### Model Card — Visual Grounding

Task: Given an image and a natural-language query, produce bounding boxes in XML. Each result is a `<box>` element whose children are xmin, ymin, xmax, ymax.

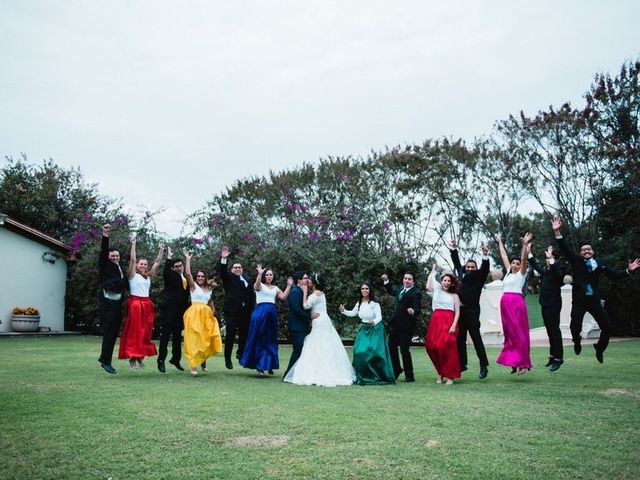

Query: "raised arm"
<box><xmin>149</xmin><ymin>243</ymin><xmax>164</xmax><ymax>277</ymax></box>
<box><xmin>254</xmin><ymin>264</ymin><xmax>264</xmax><ymax>291</ymax></box>
<box><xmin>479</xmin><ymin>244</ymin><xmax>490</xmax><ymax>282</ymax></box>
<box><xmin>217</xmin><ymin>247</ymin><xmax>232</xmax><ymax>283</ymax></box>
<box><xmin>528</xmin><ymin>243</ymin><xmax>544</xmax><ymax>276</ymax></box>
<box><xmin>520</xmin><ymin>233</ymin><xmax>532</xmax><ymax>275</ymax></box>
<box><xmin>277</xmin><ymin>276</ymin><xmax>293</xmax><ymax>301</ymax></box>
<box><xmin>184</xmin><ymin>251</ymin><xmax>195</xmax><ymax>290</ymax></box>
<box><xmin>426</xmin><ymin>264</ymin><xmax>438</xmax><ymax>293</ymax></box>
<box><xmin>128</xmin><ymin>238</ymin><xmax>137</xmax><ymax>279</ymax></box>
<box><xmin>495</xmin><ymin>234</ymin><xmax>510</xmax><ymax>270</ymax></box>
<box><xmin>449</xmin><ymin>239</ymin><xmax>463</xmax><ymax>276</ymax></box>
<box><xmin>99</xmin><ymin>224</ymin><xmax>111</xmax><ymax>279</ymax></box>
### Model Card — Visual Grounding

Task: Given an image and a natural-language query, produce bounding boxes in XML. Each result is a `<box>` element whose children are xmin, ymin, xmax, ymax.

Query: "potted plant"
<box><xmin>11</xmin><ymin>306</ymin><xmax>41</xmax><ymax>332</ymax></box>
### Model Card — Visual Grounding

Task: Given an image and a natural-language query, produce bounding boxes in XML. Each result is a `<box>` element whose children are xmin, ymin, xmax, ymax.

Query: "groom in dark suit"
<box><xmin>284</xmin><ymin>272</ymin><xmax>311</xmax><ymax>377</ymax></box>
<box><xmin>97</xmin><ymin>223</ymin><xmax>128</xmax><ymax>374</ymax></box>
<box><xmin>218</xmin><ymin>247</ymin><xmax>255</xmax><ymax>369</ymax></box>
<box><xmin>157</xmin><ymin>246</ymin><xmax>190</xmax><ymax>373</ymax></box>
<box><xmin>450</xmin><ymin>239</ymin><xmax>490</xmax><ymax>379</ymax></box>
<box><xmin>552</xmin><ymin>217</ymin><xmax>640</xmax><ymax>363</ymax></box>
<box><xmin>382</xmin><ymin>272</ymin><xmax>422</xmax><ymax>382</ymax></box>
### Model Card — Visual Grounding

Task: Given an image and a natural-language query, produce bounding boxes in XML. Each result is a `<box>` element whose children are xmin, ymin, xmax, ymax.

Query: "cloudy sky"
<box><xmin>1</xmin><ymin>1</ymin><xmax>638</xmax><ymax>237</ymax></box>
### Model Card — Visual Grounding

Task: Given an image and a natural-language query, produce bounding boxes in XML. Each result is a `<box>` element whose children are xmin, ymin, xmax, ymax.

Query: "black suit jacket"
<box><xmin>384</xmin><ymin>283</ymin><xmax>421</xmax><ymax>334</ymax></box>
<box><xmin>528</xmin><ymin>255</ymin><xmax>564</xmax><ymax>308</ymax></box>
<box><xmin>555</xmin><ymin>236</ymin><xmax>629</xmax><ymax>303</ymax></box>
<box><xmin>217</xmin><ymin>260</ymin><xmax>255</xmax><ymax>315</ymax></box>
<box><xmin>98</xmin><ymin>236</ymin><xmax>127</xmax><ymax>294</ymax></box>
<box><xmin>162</xmin><ymin>259</ymin><xmax>190</xmax><ymax>309</ymax></box>
<box><xmin>287</xmin><ymin>285</ymin><xmax>311</xmax><ymax>333</ymax></box>
<box><xmin>451</xmin><ymin>249</ymin><xmax>489</xmax><ymax>309</ymax></box>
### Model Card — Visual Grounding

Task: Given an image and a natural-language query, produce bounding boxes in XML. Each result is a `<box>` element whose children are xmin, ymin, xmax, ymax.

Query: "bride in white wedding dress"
<box><xmin>283</xmin><ymin>274</ymin><xmax>355</xmax><ymax>387</ymax></box>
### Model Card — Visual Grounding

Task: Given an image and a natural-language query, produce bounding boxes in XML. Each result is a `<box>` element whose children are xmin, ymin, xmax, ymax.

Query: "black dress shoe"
<box><xmin>101</xmin><ymin>363</ymin><xmax>117</xmax><ymax>374</ymax></box>
<box><xmin>594</xmin><ymin>345</ymin><xmax>604</xmax><ymax>363</ymax></box>
<box><xmin>461</xmin><ymin>365</ymin><xmax>468</xmax><ymax>372</ymax></box>
<box><xmin>549</xmin><ymin>360</ymin><xmax>564</xmax><ymax>372</ymax></box>
<box><xmin>169</xmin><ymin>358</ymin><xmax>184</xmax><ymax>371</ymax></box>
<box><xmin>510</xmin><ymin>367</ymin><xmax>517</xmax><ymax>374</ymax></box>
<box><xmin>479</xmin><ymin>367</ymin><xmax>488</xmax><ymax>379</ymax></box>
<box><xmin>544</xmin><ymin>357</ymin><xmax>553</xmax><ymax>367</ymax></box>
<box><xmin>395</xmin><ymin>368</ymin><xmax>404</xmax><ymax>380</ymax></box>
<box><xmin>225</xmin><ymin>358</ymin><xmax>233</xmax><ymax>370</ymax></box>
<box><xmin>574</xmin><ymin>342</ymin><xmax>582</xmax><ymax>355</ymax></box>
<box><xmin>157</xmin><ymin>361</ymin><xmax>166</xmax><ymax>373</ymax></box>
<box><xmin>403</xmin><ymin>376</ymin><xmax>415</xmax><ymax>383</ymax></box>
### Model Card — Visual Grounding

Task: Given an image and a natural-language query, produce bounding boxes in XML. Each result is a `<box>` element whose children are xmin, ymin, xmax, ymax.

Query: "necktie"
<box><xmin>399</xmin><ymin>288</ymin><xmax>406</xmax><ymax>300</ymax></box>
<box><xmin>585</xmin><ymin>259</ymin><xmax>594</xmax><ymax>295</ymax></box>
<box><xmin>181</xmin><ymin>276</ymin><xmax>187</xmax><ymax>289</ymax></box>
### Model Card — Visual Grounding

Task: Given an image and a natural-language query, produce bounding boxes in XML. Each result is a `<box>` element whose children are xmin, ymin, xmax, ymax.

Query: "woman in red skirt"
<box><xmin>425</xmin><ymin>265</ymin><xmax>461</xmax><ymax>385</ymax></box>
<box><xmin>118</xmin><ymin>237</ymin><xmax>164</xmax><ymax>371</ymax></box>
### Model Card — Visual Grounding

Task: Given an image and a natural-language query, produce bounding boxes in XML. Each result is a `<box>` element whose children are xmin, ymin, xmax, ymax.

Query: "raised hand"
<box><xmin>628</xmin><ymin>258</ymin><xmax>640</xmax><ymax>272</ymax></box>
<box><xmin>338</xmin><ymin>304</ymin><xmax>345</xmax><ymax>312</ymax></box>
<box><xmin>522</xmin><ymin>232</ymin><xmax>533</xmax><ymax>245</ymax></box>
<box><xmin>220</xmin><ymin>247</ymin><xmax>230</xmax><ymax>259</ymax></box>
<box><xmin>381</xmin><ymin>273</ymin><xmax>389</xmax><ymax>282</ymax></box>
<box><xmin>256</xmin><ymin>264</ymin><xmax>265</xmax><ymax>275</ymax></box>
<box><xmin>166</xmin><ymin>246</ymin><xmax>173</xmax><ymax>259</ymax></box>
<box><xmin>450</xmin><ymin>238</ymin><xmax>458</xmax><ymax>249</ymax></box>
<box><xmin>102</xmin><ymin>224</ymin><xmax>111</xmax><ymax>236</ymax></box>
<box><xmin>286</xmin><ymin>276</ymin><xmax>294</xmax><ymax>286</ymax></box>
<box><xmin>545</xmin><ymin>245</ymin><xmax>554</xmax><ymax>259</ymax></box>
<box><xmin>480</xmin><ymin>243</ymin><xmax>489</xmax><ymax>256</ymax></box>
<box><xmin>183</xmin><ymin>251</ymin><xmax>193</xmax><ymax>261</ymax></box>
<box><xmin>551</xmin><ymin>216</ymin><xmax>562</xmax><ymax>232</ymax></box>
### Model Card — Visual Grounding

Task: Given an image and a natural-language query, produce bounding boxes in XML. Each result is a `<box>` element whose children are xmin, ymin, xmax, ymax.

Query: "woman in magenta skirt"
<box><xmin>425</xmin><ymin>265</ymin><xmax>461</xmax><ymax>385</ymax></box>
<box><xmin>495</xmin><ymin>232</ymin><xmax>533</xmax><ymax>375</ymax></box>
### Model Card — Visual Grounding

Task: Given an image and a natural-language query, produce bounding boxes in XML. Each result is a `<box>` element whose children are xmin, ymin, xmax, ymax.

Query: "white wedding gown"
<box><xmin>284</xmin><ymin>292</ymin><xmax>355</xmax><ymax>387</ymax></box>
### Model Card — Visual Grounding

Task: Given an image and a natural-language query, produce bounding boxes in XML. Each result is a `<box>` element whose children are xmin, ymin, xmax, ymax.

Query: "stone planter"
<box><xmin>11</xmin><ymin>314</ymin><xmax>41</xmax><ymax>332</ymax></box>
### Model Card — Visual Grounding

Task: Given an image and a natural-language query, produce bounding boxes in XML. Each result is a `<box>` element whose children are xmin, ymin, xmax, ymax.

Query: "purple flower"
<box><xmin>242</xmin><ymin>234</ymin><xmax>253</xmax><ymax>241</ymax></box>
<box><xmin>306</xmin><ymin>232</ymin><xmax>320</xmax><ymax>242</ymax></box>
<box><xmin>193</xmin><ymin>237</ymin><xmax>203</xmax><ymax>246</ymax></box>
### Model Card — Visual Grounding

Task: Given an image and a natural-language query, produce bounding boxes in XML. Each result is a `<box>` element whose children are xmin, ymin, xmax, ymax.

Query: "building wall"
<box><xmin>0</xmin><ymin>228</ymin><xmax>67</xmax><ymax>332</ymax></box>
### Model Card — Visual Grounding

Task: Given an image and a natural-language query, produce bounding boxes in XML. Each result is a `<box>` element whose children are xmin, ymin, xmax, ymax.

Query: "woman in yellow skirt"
<box><xmin>183</xmin><ymin>252</ymin><xmax>222</xmax><ymax>376</ymax></box>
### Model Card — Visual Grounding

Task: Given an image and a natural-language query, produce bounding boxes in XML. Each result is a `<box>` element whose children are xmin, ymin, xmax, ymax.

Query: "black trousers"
<box><xmin>570</xmin><ymin>297</ymin><xmax>611</xmax><ymax>352</ymax></box>
<box><xmin>284</xmin><ymin>330</ymin><xmax>309</xmax><ymax>376</ymax></box>
<box><xmin>456</xmin><ymin>307</ymin><xmax>489</xmax><ymax>369</ymax></box>
<box><xmin>158</xmin><ymin>303</ymin><xmax>186</xmax><ymax>363</ymax></box>
<box><xmin>388</xmin><ymin>330</ymin><xmax>414</xmax><ymax>379</ymax></box>
<box><xmin>99</xmin><ymin>297</ymin><xmax>123</xmax><ymax>365</ymax></box>
<box><xmin>224</xmin><ymin>312</ymin><xmax>250</xmax><ymax>361</ymax></box>
<box><xmin>541</xmin><ymin>304</ymin><xmax>563</xmax><ymax>360</ymax></box>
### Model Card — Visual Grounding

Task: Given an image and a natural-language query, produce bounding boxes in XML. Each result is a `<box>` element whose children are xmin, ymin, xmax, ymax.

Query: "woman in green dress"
<box><xmin>339</xmin><ymin>283</ymin><xmax>395</xmax><ymax>385</ymax></box>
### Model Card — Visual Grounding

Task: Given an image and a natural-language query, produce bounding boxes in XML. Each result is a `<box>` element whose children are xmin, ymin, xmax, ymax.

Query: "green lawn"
<box><xmin>525</xmin><ymin>294</ymin><xmax>543</xmax><ymax>329</ymax></box>
<box><xmin>1</xmin><ymin>336</ymin><xmax>639</xmax><ymax>479</ymax></box>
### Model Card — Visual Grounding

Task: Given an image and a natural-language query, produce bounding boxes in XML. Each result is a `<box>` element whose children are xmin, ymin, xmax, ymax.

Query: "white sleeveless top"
<box><xmin>191</xmin><ymin>285</ymin><xmax>211</xmax><ymax>304</ymax></box>
<box><xmin>129</xmin><ymin>273</ymin><xmax>150</xmax><ymax>297</ymax></box>
<box><xmin>503</xmin><ymin>271</ymin><xmax>526</xmax><ymax>294</ymax></box>
<box><xmin>256</xmin><ymin>284</ymin><xmax>278</xmax><ymax>304</ymax></box>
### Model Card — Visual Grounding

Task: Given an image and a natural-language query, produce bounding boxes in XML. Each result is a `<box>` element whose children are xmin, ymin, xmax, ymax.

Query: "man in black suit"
<box><xmin>552</xmin><ymin>217</ymin><xmax>640</xmax><ymax>362</ymax></box>
<box><xmin>450</xmin><ymin>239</ymin><xmax>490</xmax><ymax>379</ymax></box>
<box><xmin>217</xmin><ymin>247</ymin><xmax>255</xmax><ymax>369</ymax></box>
<box><xmin>528</xmin><ymin>244</ymin><xmax>565</xmax><ymax>371</ymax></box>
<box><xmin>382</xmin><ymin>272</ymin><xmax>422</xmax><ymax>382</ymax></box>
<box><xmin>283</xmin><ymin>271</ymin><xmax>311</xmax><ymax>377</ymax></box>
<box><xmin>157</xmin><ymin>246</ymin><xmax>190</xmax><ymax>373</ymax></box>
<box><xmin>98</xmin><ymin>224</ymin><xmax>128</xmax><ymax>374</ymax></box>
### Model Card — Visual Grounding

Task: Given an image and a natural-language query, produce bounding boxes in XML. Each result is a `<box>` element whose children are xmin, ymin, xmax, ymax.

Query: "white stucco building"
<box><xmin>0</xmin><ymin>214</ymin><xmax>72</xmax><ymax>333</ymax></box>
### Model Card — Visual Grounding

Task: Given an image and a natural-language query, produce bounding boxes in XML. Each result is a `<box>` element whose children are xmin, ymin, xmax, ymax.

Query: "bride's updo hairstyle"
<box><xmin>311</xmin><ymin>273</ymin><xmax>326</xmax><ymax>291</ymax></box>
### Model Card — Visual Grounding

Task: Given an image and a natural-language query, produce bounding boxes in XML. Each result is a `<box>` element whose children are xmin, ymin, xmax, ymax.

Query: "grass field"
<box><xmin>1</xmin><ymin>336</ymin><xmax>639</xmax><ymax>479</ymax></box>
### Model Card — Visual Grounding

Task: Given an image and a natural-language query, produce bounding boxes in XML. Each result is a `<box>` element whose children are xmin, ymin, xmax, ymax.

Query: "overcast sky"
<box><xmin>1</xmin><ymin>1</ymin><xmax>638</xmax><ymax>237</ymax></box>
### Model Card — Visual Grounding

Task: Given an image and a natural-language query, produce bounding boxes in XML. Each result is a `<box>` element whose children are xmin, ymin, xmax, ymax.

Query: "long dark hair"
<box><xmin>440</xmin><ymin>273</ymin><xmax>461</xmax><ymax>293</ymax></box>
<box><xmin>357</xmin><ymin>282</ymin><xmax>377</xmax><ymax>305</ymax></box>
